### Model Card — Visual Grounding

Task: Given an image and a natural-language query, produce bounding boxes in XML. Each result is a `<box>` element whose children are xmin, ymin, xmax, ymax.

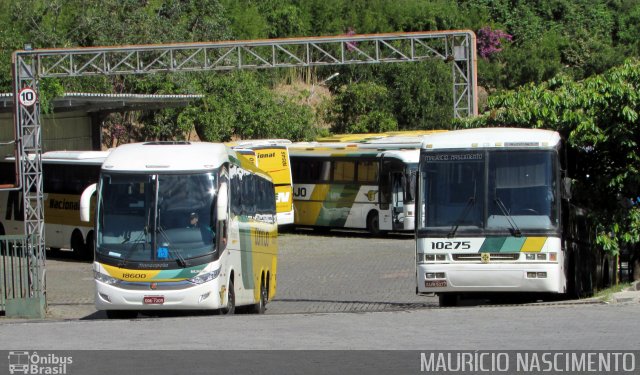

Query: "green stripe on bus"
<box><xmin>479</xmin><ymin>237</ymin><xmax>506</xmax><ymax>253</ymax></box>
<box><xmin>500</xmin><ymin>237</ymin><xmax>527</xmax><ymax>252</ymax></box>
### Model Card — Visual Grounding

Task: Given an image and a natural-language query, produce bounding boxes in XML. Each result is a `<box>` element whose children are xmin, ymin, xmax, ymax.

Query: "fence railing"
<box><xmin>0</xmin><ymin>235</ymin><xmax>46</xmax><ymax>318</ymax></box>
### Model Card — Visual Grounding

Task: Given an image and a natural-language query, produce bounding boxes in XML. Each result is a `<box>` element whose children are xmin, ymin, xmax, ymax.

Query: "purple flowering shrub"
<box><xmin>477</xmin><ymin>26</ymin><xmax>513</xmax><ymax>59</ymax></box>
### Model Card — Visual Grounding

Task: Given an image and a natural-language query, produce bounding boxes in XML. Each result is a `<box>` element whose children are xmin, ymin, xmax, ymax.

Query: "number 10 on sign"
<box><xmin>18</xmin><ymin>87</ymin><xmax>37</xmax><ymax>106</ymax></box>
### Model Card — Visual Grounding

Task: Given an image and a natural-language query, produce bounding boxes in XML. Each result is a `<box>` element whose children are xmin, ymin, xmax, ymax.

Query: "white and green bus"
<box><xmin>0</xmin><ymin>150</ymin><xmax>109</xmax><ymax>259</ymax></box>
<box><xmin>289</xmin><ymin>143</ymin><xmax>419</xmax><ymax>234</ymax></box>
<box><xmin>415</xmin><ymin>128</ymin><xmax>616</xmax><ymax>306</ymax></box>
<box><xmin>80</xmin><ymin>142</ymin><xmax>277</xmax><ymax>318</ymax></box>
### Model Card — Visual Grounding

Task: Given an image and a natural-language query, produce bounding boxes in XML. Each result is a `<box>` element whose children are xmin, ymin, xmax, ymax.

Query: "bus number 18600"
<box><xmin>431</xmin><ymin>241</ymin><xmax>471</xmax><ymax>250</ymax></box>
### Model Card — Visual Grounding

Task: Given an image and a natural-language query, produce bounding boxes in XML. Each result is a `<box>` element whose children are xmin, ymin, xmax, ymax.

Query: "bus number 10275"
<box><xmin>431</xmin><ymin>241</ymin><xmax>471</xmax><ymax>250</ymax></box>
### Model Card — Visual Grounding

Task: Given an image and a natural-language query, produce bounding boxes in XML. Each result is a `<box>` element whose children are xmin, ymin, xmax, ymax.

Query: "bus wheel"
<box><xmin>83</xmin><ymin>231</ymin><xmax>95</xmax><ymax>261</ymax></box>
<box><xmin>252</xmin><ymin>279</ymin><xmax>267</xmax><ymax>314</ymax></box>
<box><xmin>367</xmin><ymin>211</ymin><xmax>380</xmax><ymax>235</ymax></box>
<box><xmin>71</xmin><ymin>230</ymin><xmax>85</xmax><ymax>259</ymax></box>
<box><xmin>438</xmin><ymin>293</ymin><xmax>458</xmax><ymax>307</ymax></box>
<box><xmin>106</xmin><ymin>310</ymin><xmax>138</xmax><ymax>319</ymax></box>
<box><xmin>221</xmin><ymin>280</ymin><xmax>235</xmax><ymax>315</ymax></box>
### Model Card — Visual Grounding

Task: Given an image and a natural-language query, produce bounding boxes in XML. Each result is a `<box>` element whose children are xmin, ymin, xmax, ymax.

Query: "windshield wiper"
<box><xmin>156</xmin><ymin>225</ymin><xmax>189</xmax><ymax>267</ymax></box>
<box><xmin>494</xmin><ymin>197</ymin><xmax>522</xmax><ymax>237</ymax></box>
<box><xmin>448</xmin><ymin>197</ymin><xmax>476</xmax><ymax>238</ymax></box>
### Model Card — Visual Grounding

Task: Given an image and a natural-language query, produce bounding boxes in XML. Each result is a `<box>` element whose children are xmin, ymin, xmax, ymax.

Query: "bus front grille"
<box><xmin>452</xmin><ymin>253</ymin><xmax>521</xmax><ymax>261</ymax></box>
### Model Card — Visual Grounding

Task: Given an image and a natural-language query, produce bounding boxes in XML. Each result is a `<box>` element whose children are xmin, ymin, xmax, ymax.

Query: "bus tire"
<box><xmin>569</xmin><ymin>252</ymin><xmax>587</xmax><ymax>299</ymax></box>
<box><xmin>106</xmin><ymin>310</ymin><xmax>138</xmax><ymax>319</ymax></box>
<box><xmin>367</xmin><ymin>211</ymin><xmax>380</xmax><ymax>235</ymax></box>
<box><xmin>221</xmin><ymin>279</ymin><xmax>235</xmax><ymax>315</ymax></box>
<box><xmin>252</xmin><ymin>276</ymin><xmax>267</xmax><ymax>314</ymax></box>
<box><xmin>83</xmin><ymin>231</ymin><xmax>95</xmax><ymax>261</ymax></box>
<box><xmin>71</xmin><ymin>230</ymin><xmax>85</xmax><ymax>259</ymax></box>
<box><xmin>438</xmin><ymin>293</ymin><xmax>458</xmax><ymax>307</ymax></box>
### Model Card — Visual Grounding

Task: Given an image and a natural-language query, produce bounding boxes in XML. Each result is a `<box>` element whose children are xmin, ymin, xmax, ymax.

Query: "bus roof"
<box><xmin>42</xmin><ymin>150</ymin><xmax>111</xmax><ymax>163</ymax></box>
<box><xmin>226</xmin><ymin>139</ymin><xmax>292</xmax><ymax>148</ymax></box>
<box><xmin>316</xmin><ymin>130</ymin><xmax>445</xmax><ymax>143</ymax></box>
<box><xmin>3</xmin><ymin>150</ymin><xmax>111</xmax><ymax>164</ymax></box>
<box><xmin>102</xmin><ymin>142</ymin><xmax>229</xmax><ymax>172</ymax></box>
<box><xmin>289</xmin><ymin>144</ymin><xmax>419</xmax><ymax>163</ymax></box>
<box><xmin>421</xmin><ymin>128</ymin><xmax>561</xmax><ymax>150</ymax></box>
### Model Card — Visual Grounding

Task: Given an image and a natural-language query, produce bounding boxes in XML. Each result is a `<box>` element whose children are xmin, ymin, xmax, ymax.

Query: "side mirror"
<box><xmin>217</xmin><ymin>182</ymin><xmax>228</xmax><ymax>221</ymax></box>
<box><xmin>80</xmin><ymin>183</ymin><xmax>97</xmax><ymax>222</ymax></box>
<box><xmin>561</xmin><ymin>177</ymin><xmax>572</xmax><ymax>200</ymax></box>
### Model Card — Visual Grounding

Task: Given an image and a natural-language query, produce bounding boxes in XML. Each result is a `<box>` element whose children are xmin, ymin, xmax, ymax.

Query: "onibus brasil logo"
<box><xmin>8</xmin><ymin>351</ymin><xmax>73</xmax><ymax>374</ymax></box>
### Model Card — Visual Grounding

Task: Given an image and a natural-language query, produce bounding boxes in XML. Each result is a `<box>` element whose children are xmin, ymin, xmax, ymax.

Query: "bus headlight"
<box><xmin>189</xmin><ymin>266</ymin><xmax>221</xmax><ymax>285</ymax></box>
<box><xmin>94</xmin><ymin>271</ymin><xmax>119</xmax><ymax>285</ymax></box>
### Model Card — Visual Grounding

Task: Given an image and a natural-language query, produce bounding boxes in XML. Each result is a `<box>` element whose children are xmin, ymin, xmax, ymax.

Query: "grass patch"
<box><xmin>595</xmin><ymin>282</ymin><xmax>632</xmax><ymax>302</ymax></box>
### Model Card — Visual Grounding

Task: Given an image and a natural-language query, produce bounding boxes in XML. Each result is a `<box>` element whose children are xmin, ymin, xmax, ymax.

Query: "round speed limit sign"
<box><xmin>18</xmin><ymin>87</ymin><xmax>37</xmax><ymax>107</ymax></box>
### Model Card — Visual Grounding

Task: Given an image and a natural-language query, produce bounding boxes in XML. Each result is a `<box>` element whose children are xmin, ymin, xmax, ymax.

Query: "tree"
<box><xmin>326</xmin><ymin>81</ymin><xmax>397</xmax><ymax>134</ymax></box>
<box><xmin>461</xmin><ymin>59</ymin><xmax>640</xmax><ymax>255</ymax></box>
<box><xmin>178</xmin><ymin>71</ymin><xmax>316</xmax><ymax>142</ymax></box>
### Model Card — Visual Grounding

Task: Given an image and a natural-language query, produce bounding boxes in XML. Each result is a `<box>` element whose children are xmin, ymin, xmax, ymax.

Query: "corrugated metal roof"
<box><xmin>0</xmin><ymin>92</ymin><xmax>203</xmax><ymax>113</ymax></box>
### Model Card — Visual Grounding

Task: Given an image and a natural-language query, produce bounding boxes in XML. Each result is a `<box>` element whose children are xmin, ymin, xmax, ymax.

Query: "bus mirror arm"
<box><xmin>80</xmin><ymin>183</ymin><xmax>97</xmax><ymax>222</ymax></box>
<box><xmin>561</xmin><ymin>177</ymin><xmax>572</xmax><ymax>200</ymax></box>
<box><xmin>217</xmin><ymin>182</ymin><xmax>228</xmax><ymax>221</ymax></box>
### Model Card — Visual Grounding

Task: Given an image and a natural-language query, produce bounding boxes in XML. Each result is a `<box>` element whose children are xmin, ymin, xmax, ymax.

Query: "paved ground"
<box><xmin>35</xmin><ymin>229</ymin><xmax>435</xmax><ymax>320</ymax></box>
<box><xmin>6</xmin><ymin>229</ymin><xmax>639</xmax><ymax>321</ymax></box>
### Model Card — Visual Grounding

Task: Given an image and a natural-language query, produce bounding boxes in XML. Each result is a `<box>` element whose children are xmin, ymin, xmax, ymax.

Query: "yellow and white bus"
<box><xmin>80</xmin><ymin>142</ymin><xmax>277</xmax><ymax>318</ymax></box>
<box><xmin>228</xmin><ymin>140</ymin><xmax>294</xmax><ymax>226</ymax></box>
<box><xmin>0</xmin><ymin>150</ymin><xmax>109</xmax><ymax>259</ymax></box>
<box><xmin>415</xmin><ymin>128</ymin><xmax>616</xmax><ymax>306</ymax></box>
<box><xmin>288</xmin><ymin>144</ymin><xmax>420</xmax><ymax>234</ymax></box>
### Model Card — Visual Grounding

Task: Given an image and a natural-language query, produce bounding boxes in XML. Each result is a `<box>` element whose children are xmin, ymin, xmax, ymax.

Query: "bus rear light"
<box><xmin>436</xmin><ymin>254</ymin><xmax>446</xmax><ymax>261</ymax></box>
<box><xmin>527</xmin><ymin>272</ymin><xmax>536</xmax><ymax>278</ymax></box>
<box><xmin>525</xmin><ymin>254</ymin><xmax>535</xmax><ymax>261</ymax></box>
<box><xmin>536</xmin><ymin>253</ymin><xmax>547</xmax><ymax>261</ymax></box>
<box><xmin>425</xmin><ymin>254</ymin><xmax>435</xmax><ymax>261</ymax></box>
<box><xmin>549</xmin><ymin>253</ymin><xmax>557</xmax><ymax>262</ymax></box>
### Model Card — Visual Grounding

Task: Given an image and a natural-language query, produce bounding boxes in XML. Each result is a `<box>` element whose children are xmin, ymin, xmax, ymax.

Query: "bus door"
<box><xmin>379</xmin><ymin>157</ymin><xmax>405</xmax><ymax>231</ymax></box>
<box><xmin>391</xmin><ymin>172</ymin><xmax>405</xmax><ymax>229</ymax></box>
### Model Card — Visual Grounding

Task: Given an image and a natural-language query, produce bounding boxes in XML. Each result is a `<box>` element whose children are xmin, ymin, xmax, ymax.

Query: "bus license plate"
<box><xmin>143</xmin><ymin>296</ymin><xmax>165</xmax><ymax>305</ymax></box>
<box><xmin>425</xmin><ymin>280</ymin><xmax>447</xmax><ymax>288</ymax></box>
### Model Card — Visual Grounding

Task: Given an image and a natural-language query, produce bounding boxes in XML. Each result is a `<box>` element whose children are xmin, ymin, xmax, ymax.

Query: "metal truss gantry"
<box><xmin>10</xmin><ymin>30</ymin><xmax>477</xmax><ymax>291</ymax></box>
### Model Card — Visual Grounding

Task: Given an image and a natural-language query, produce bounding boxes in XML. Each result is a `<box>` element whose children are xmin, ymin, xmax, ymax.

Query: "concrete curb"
<box><xmin>606</xmin><ymin>280</ymin><xmax>640</xmax><ymax>304</ymax></box>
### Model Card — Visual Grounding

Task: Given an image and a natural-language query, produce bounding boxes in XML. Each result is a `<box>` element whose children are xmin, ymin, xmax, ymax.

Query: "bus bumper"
<box><xmin>277</xmin><ymin>211</ymin><xmax>294</xmax><ymax>226</ymax></box>
<box><xmin>95</xmin><ymin>279</ymin><xmax>224</xmax><ymax>310</ymax></box>
<box><xmin>416</xmin><ymin>263</ymin><xmax>564</xmax><ymax>294</ymax></box>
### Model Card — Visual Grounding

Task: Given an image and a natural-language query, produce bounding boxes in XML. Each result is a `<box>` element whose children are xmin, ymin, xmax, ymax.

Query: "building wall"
<box><xmin>0</xmin><ymin>111</ymin><xmax>93</xmax><ymax>158</ymax></box>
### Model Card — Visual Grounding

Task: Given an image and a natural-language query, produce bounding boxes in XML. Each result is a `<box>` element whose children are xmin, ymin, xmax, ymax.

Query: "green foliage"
<box><xmin>38</xmin><ymin>78</ymin><xmax>65</xmax><ymax>115</ymax></box>
<box><xmin>383</xmin><ymin>61</ymin><xmax>453</xmax><ymax>129</ymax></box>
<box><xmin>178</xmin><ymin>71</ymin><xmax>316</xmax><ymax>142</ymax></box>
<box><xmin>0</xmin><ymin>0</ymin><xmax>639</xmax><ymax>145</ymax></box>
<box><xmin>461</xmin><ymin>59</ymin><xmax>640</xmax><ymax>254</ymax></box>
<box><xmin>327</xmin><ymin>81</ymin><xmax>397</xmax><ymax>134</ymax></box>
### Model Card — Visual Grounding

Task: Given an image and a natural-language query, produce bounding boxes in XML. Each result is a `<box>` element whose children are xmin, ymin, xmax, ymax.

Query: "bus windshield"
<box><xmin>418</xmin><ymin>150</ymin><xmax>558</xmax><ymax>234</ymax></box>
<box><xmin>97</xmin><ymin>171</ymin><xmax>218</xmax><ymax>263</ymax></box>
